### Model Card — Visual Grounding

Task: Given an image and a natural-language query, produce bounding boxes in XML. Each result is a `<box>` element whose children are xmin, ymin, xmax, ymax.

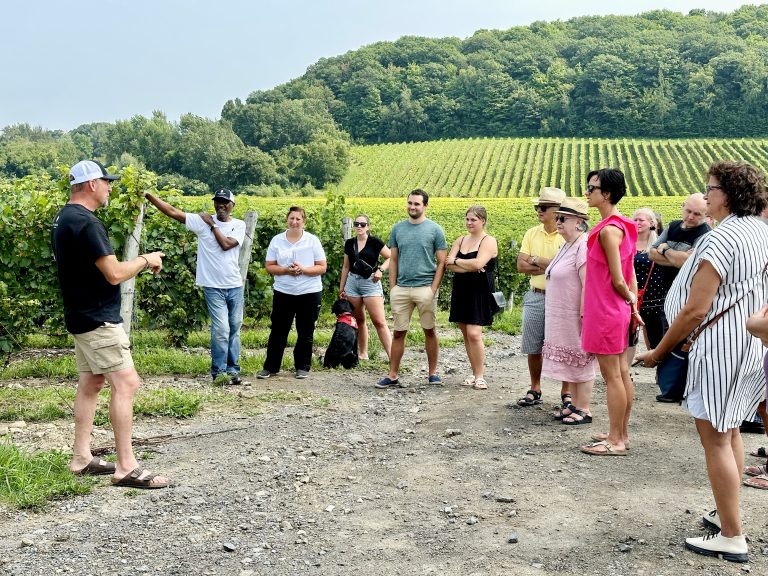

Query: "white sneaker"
<box><xmin>702</xmin><ymin>509</ymin><xmax>721</xmax><ymax>532</ymax></box>
<box><xmin>685</xmin><ymin>533</ymin><xmax>748</xmax><ymax>563</ymax></box>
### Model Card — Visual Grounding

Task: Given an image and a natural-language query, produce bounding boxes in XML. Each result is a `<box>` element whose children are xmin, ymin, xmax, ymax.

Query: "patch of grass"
<box><xmin>0</xmin><ymin>442</ymin><xmax>92</xmax><ymax>509</ymax></box>
<box><xmin>317</xmin><ymin>396</ymin><xmax>331</xmax><ymax>407</ymax></box>
<box><xmin>0</xmin><ymin>387</ymin><xmax>74</xmax><ymax>421</ymax></box>
<box><xmin>0</xmin><ymin>356</ymin><xmax>78</xmax><ymax>379</ymax></box>
<box><xmin>0</xmin><ymin>385</ymin><xmax>204</xmax><ymax>423</ymax></box>
<box><xmin>490</xmin><ymin>308</ymin><xmax>522</xmax><ymax>335</ymax></box>
<box><xmin>133</xmin><ymin>388</ymin><xmax>204</xmax><ymax>418</ymax></box>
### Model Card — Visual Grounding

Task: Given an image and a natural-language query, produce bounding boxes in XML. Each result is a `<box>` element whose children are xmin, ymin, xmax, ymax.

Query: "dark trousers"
<box><xmin>642</xmin><ymin>308</ymin><xmax>669</xmax><ymax>349</ymax></box>
<box><xmin>263</xmin><ymin>290</ymin><xmax>322</xmax><ymax>372</ymax></box>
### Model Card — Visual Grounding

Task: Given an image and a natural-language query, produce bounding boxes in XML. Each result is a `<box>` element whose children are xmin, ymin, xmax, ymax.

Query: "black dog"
<box><xmin>323</xmin><ymin>299</ymin><xmax>359</xmax><ymax>369</ymax></box>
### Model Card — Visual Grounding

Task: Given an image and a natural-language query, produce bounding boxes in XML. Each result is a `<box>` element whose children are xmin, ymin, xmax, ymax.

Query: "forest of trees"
<box><xmin>2</xmin><ymin>5</ymin><xmax>768</xmax><ymax>192</ymax></box>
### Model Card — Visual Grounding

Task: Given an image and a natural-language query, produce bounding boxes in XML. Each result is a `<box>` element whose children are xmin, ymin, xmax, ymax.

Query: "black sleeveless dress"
<box><xmin>449</xmin><ymin>243</ymin><xmax>497</xmax><ymax>327</ymax></box>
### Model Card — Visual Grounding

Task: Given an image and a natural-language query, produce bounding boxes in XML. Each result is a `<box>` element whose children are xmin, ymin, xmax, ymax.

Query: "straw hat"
<box><xmin>530</xmin><ymin>186</ymin><xmax>566</xmax><ymax>205</ymax></box>
<box><xmin>555</xmin><ymin>197</ymin><xmax>589</xmax><ymax>219</ymax></box>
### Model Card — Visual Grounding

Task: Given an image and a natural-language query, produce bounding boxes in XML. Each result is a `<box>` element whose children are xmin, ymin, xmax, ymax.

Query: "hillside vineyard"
<box><xmin>339</xmin><ymin>137</ymin><xmax>768</xmax><ymax>198</ymax></box>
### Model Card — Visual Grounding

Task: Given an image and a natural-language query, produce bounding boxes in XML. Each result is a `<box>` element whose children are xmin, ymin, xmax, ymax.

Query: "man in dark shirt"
<box><xmin>649</xmin><ymin>192</ymin><xmax>711</xmax><ymax>279</ymax></box>
<box><xmin>52</xmin><ymin>160</ymin><xmax>170</xmax><ymax>489</ymax></box>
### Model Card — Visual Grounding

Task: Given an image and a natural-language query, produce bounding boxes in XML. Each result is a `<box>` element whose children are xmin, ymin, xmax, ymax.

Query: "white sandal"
<box><xmin>461</xmin><ymin>375</ymin><xmax>475</xmax><ymax>387</ymax></box>
<box><xmin>473</xmin><ymin>378</ymin><xmax>488</xmax><ymax>390</ymax></box>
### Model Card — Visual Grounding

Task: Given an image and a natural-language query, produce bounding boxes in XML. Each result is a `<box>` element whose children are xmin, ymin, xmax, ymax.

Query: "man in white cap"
<box><xmin>516</xmin><ymin>186</ymin><xmax>568</xmax><ymax>407</ymax></box>
<box><xmin>144</xmin><ymin>188</ymin><xmax>246</xmax><ymax>385</ymax></box>
<box><xmin>52</xmin><ymin>160</ymin><xmax>170</xmax><ymax>489</ymax></box>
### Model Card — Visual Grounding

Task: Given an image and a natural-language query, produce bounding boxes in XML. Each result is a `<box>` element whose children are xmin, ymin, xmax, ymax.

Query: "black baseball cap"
<box><xmin>212</xmin><ymin>189</ymin><xmax>235</xmax><ymax>203</ymax></box>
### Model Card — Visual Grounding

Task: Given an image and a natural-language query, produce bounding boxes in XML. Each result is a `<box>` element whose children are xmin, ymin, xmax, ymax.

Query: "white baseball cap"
<box><xmin>69</xmin><ymin>160</ymin><xmax>119</xmax><ymax>185</ymax></box>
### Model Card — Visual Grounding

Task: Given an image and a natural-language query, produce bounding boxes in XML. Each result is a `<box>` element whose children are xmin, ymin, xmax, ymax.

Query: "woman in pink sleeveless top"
<box><xmin>580</xmin><ymin>169</ymin><xmax>639</xmax><ymax>456</ymax></box>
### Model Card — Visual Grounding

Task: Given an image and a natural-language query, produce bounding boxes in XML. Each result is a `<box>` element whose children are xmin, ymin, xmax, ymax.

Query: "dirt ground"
<box><xmin>1</xmin><ymin>331</ymin><xmax>767</xmax><ymax>576</ymax></box>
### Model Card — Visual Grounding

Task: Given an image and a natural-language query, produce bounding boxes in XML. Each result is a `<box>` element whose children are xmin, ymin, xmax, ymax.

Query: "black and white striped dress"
<box><xmin>665</xmin><ymin>214</ymin><xmax>768</xmax><ymax>432</ymax></box>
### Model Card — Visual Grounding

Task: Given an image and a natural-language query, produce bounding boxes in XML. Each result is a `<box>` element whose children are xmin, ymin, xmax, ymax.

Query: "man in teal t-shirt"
<box><xmin>376</xmin><ymin>189</ymin><xmax>447</xmax><ymax>389</ymax></box>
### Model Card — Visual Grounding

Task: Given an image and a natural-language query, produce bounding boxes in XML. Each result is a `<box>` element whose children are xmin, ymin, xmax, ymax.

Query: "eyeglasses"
<box><xmin>585</xmin><ymin>184</ymin><xmax>602</xmax><ymax>194</ymax></box>
<box><xmin>535</xmin><ymin>205</ymin><xmax>554</xmax><ymax>212</ymax></box>
<box><xmin>555</xmin><ymin>216</ymin><xmax>572</xmax><ymax>223</ymax></box>
<box><xmin>704</xmin><ymin>184</ymin><xmax>723</xmax><ymax>192</ymax></box>
<box><xmin>352</xmin><ymin>222</ymin><xmax>368</xmax><ymax>227</ymax></box>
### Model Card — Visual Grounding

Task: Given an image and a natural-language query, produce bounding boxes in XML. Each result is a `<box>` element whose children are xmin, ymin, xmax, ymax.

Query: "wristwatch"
<box><xmin>660</xmin><ymin>246</ymin><xmax>669</xmax><ymax>256</ymax></box>
<box><xmin>210</xmin><ymin>224</ymin><xmax>218</xmax><ymax>231</ymax></box>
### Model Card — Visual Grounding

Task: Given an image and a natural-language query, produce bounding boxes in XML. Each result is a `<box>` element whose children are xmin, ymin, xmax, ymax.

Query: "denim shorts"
<box><xmin>345</xmin><ymin>272</ymin><xmax>384</xmax><ymax>298</ymax></box>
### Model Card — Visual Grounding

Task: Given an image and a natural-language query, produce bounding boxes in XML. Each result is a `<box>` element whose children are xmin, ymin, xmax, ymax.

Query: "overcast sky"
<box><xmin>1</xmin><ymin>0</ymin><xmax>756</xmax><ymax>130</ymax></box>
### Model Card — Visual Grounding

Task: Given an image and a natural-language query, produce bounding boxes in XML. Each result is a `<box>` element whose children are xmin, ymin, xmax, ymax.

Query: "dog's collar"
<box><xmin>337</xmin><ymin>313</ymin><xmax>358</xmax><ymax>329</ymax></box>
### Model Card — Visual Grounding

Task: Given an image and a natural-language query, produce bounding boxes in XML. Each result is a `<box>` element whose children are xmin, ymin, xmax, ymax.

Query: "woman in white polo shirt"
<box><xmin>258</xmin><ymin>207</ymin><xmax>327</xmax><ymax>379</ymax></box>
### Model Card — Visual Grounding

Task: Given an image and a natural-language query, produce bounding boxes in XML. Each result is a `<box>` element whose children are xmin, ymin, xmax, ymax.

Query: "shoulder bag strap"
<box><xmin>642</xmin><ymin>261</ymin><xmax>655</xmax><ymax>292</ymax></box>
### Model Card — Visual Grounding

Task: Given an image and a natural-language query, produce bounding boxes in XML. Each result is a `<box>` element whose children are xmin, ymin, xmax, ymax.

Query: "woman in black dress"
<box><xmin>445</xmin><ymin>205</ymin><xmax>499</xmax><ymax>390</ymax></box>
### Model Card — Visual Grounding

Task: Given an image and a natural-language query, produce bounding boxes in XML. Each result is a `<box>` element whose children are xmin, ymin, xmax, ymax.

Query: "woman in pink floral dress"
<box><xmin>580</xmin><ymin>169</ymin><xmax>639</xmax><ymax>456</ymax></box>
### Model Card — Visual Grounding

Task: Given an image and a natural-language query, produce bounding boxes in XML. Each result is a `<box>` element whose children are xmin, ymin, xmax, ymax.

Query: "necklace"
<box><xmin>546</xmin><ymin>234</ymin><xmax>583</xmax><ymax>280</ymax></box>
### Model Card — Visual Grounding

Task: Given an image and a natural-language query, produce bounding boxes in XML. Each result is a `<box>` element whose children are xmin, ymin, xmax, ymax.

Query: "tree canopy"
<box><xmin>2</xmin><ymin>6</ymin><xmax>768</xmax><ymax>190</ymax></box>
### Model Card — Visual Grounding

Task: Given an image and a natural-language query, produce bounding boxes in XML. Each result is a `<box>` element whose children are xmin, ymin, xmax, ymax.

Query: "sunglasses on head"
<box><xmin>353</xmin><ymin>221</ymin><xmax>368</xmax><ymax>227</ymax></box>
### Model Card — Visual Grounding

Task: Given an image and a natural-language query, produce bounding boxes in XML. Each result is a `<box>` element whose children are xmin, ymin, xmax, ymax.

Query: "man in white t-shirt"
<box><xmin>145</xmin><ymin>189</ymin><xmax>246</xmax><ymax>384</ymax></box>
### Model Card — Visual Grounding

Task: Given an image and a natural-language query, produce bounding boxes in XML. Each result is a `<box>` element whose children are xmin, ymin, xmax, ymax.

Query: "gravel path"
<box><xmin>1</xmin><ymin>333</ymin><xmax>767</xmax><ymax>575</ymax></box>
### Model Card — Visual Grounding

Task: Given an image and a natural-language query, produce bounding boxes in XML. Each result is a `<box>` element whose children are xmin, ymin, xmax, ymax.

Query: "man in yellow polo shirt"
<box><xmin>516</xmin><ymin>187</ymin><xmax>566</xmax><ymax>407</ymax></box>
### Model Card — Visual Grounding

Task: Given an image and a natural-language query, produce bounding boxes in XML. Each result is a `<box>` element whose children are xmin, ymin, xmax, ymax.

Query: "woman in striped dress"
<box><xmin>638</xmin><ymin>161</ymin><xmax>768</xmax><ymax>563</ymax></box>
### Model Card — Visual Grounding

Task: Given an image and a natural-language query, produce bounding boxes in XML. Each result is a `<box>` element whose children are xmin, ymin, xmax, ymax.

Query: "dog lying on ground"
<box><xmin>323</xmin><ymin>299</ymin><xmax>359</xmax><ymax>369</ymax></box>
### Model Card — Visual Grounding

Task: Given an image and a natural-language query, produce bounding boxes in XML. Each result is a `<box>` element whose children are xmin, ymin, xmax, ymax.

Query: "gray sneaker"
<box><xmin>295</xmin><ymin>369</ymin><xmax>309</xmax><ymax>379</ymax></box>
<box><xmin>256</xmin><ymin>369</ymin><xmax>275</xmax><ymax>379</ymax></box>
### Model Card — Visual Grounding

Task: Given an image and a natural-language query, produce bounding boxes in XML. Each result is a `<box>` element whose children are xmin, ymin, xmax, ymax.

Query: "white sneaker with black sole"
<box><xmin>685</xmin><ymin>533</ymin><xmax>748</xmax><ymax>563</ymax></box>
<box><xmin>702</xmin><ymin>509</ymin><xmax>721</xmax><ymax>532</ymax></box>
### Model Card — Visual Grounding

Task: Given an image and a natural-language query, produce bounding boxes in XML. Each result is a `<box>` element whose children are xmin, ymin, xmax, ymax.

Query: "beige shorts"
<box><xmin>390</xmin><ymin>285</ymin><xmax>438</xmax><ymax>332</ymax></box>
<box><xmin>73</xmin><ymin>323</ymin><xmax>134</xmax><ymax>375</ymax></box>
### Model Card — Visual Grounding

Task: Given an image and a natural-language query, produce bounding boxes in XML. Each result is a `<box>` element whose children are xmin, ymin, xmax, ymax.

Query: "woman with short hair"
<box><xmin>638</xmin><ymin>161</ymin><xmax>768</xmax><ymax>562</ymax></box>
<box><xmin>579</xmin><ymin>168</ymin><xmax>639</xmax><ymax>456</ymax></box>
<box><xmin>543</xmin><ymin>198</ymin><xmax>595</xmax><ymax>424</ymax></box>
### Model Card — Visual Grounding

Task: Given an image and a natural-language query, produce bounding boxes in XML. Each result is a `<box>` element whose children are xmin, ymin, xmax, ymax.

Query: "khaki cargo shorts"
<box><xmin>73</xmin><ymin>322</ymin><xmax>134</xmax><ymax>375</ymax></box>
<box><xmin>390</xmin><ymin>285</ymin><xmax>438</xmax><ymax>332</ymax></box>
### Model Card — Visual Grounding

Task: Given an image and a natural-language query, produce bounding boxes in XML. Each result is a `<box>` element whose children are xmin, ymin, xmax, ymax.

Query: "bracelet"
<box><xmin>139</xmin><ymin>255</ymin><xmax>149</xmax><ymax>270</ymax></box>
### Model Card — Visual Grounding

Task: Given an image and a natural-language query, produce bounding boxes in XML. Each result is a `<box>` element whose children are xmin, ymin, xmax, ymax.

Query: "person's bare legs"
<box><xmin>528</xmin><ymin>354</ymin><xmax>543</xmax><ymax>393</ymax></box>
<box><xmin>592</xmin><ymin>354</ymin><xmax>628</xmax><ymax>451</ymax></box>
<box><xmin>424</xmin><ymin>327</ymin><xmax>439</xmax><ymax>376</ymax></box>
<box><xmin>387</xmin><ymin>330</ymin><xmax>407</xmax><ymax>380</ymax></box>
<box><xmin>459</xmin><ymin>323</ymin><xmax>485</xmax><ymax>379</ymax></box>
<box><xmin>346</xmin><ymin>296</ymin><xmax>368</xmax><ymax>358</ymax></box>
<box><xmin>695</xmin><ymin>419</ymin><xmax>743</xmax><ymax>537</ymax></box>
<box><xmin>620</xmin><ymin>357</ymin><xmax>634</xmax><ymax>441</ymax></box>
<box><xmin>363</xmin><ymin>295</ymin><xmax>391</xmax><ymax>359</ymax></box>
<box><xmin>69</xmin><ymin>371</ymin><xmax>107</xmax><ymax>472</ymax></box>
<box><xmin>108</xmin><ymin>367</ymin><xmax>169</xmax><ymax>486</ymax></box>
<box><xmin>570</xmin><ymin>379</ymin><xmax>594</xmax><ymax>415</ymax></box>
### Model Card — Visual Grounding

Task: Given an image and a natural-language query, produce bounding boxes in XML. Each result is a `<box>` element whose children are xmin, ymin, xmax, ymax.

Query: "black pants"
<box><xmin>263</xmin><ymin>290</ymin><xmax>322</xmax><ymax>372</ymax></box>
<box><xmin>642</xmin><ymin>307</ymin><xmax>668</xmax><ymax>349</ymax></box>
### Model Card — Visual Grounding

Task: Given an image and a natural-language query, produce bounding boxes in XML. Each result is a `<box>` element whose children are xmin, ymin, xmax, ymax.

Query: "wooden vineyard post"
<box><xmin>120</xmin><ymin>203</ymin><xmax>144</xmax><ymax>335</ymax></box>
<box><xmin>239</xmin><ymin>211</ymin><xmax>258</xmax><ymax>283</ymax></box>
<box><xmin>341</xmin><ymin>217</ymin><xmax>352</xmax><ymax>241</ymax></box>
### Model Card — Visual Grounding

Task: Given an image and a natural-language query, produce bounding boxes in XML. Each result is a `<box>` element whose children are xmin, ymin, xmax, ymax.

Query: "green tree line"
<box><xmin>3</xmin><ymin>6</ymin><xmax>768</xmax><ymax>192</ymax></box>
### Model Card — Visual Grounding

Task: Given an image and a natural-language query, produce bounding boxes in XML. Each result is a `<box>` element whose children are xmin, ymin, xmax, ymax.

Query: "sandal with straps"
<box><xmin>562</xmin><ymin>407</ymin><xmax>593</xmax><ymax>425</ymax></box>
<box><xmin>461</xmin><ymin>375</ymin><xmax>475</xmax><ymax>387</ymax></box>
<box><xmin>473</xmin><ymin>377</ymin><xmax>488</xmax><ymax>390</ymax></box>
<box><xmin>561</xmin><ymin>393</ymin><xmax>573</xmax><ymax>407</ymax></box>
<box><xmin>517</xmin><ymin>389</ymin><xmax>542</xmax><ymax>407</ymax></box>
<box><xmin>553</xmin><ymin>404</ymin><xmax>574</xmax><ymax>420</ymax></box>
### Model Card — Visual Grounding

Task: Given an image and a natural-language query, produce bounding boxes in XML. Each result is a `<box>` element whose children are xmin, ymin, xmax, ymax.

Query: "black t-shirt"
<box><xmin>344</xmin><ymin>236</ymin><xmax>385</xmax><ymax>269</ymax></box>
<box><xmin>51</xmin><ymin>204</ymin><xmax>121</xmax><ymax>334</ymax></box>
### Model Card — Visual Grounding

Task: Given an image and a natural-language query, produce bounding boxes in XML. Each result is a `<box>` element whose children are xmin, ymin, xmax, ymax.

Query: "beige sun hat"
<box><xmin>531</xmin><ymin>186</ymin><xmax>566</xmax><ymax>205</ymax></box>
<box><xmin>554</xmin><ymin>197</ymin><xmax>589</xmax><ymax>219</ymax></box>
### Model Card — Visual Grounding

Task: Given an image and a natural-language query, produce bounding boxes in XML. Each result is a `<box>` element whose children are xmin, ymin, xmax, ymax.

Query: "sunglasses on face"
<box><xmin>555</xmin><ymin>216</ymin><xmax>573</xmax><ymax>223</ymax></box>
<box><xmin>353</xmin><ymin>222</ymin><xmax>368</xmax><ymax>228</ymax></box>
<box><xmin>535</xmin><ymin>205</ymin><xmax>554</xmax><ymax>212</ymax></box>
<box><xmin>585</xmin><ymin>184</ymin><xmax>602</xmax><ymax>194</ymax></box>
